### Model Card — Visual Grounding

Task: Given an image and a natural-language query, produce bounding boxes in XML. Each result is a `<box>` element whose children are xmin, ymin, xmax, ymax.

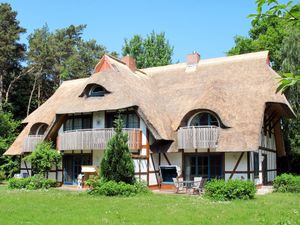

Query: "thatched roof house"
<box><xmin>5</xmin><ymin>51</ymin><xmax>294</xmax><ymax>155</ymax></box>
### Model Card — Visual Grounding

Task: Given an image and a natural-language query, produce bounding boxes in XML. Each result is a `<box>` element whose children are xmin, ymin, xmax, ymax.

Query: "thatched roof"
<box><xmin>4</xmin><ymin>51</ymin><xmax>294</xmax><ymax>155</ymax></box>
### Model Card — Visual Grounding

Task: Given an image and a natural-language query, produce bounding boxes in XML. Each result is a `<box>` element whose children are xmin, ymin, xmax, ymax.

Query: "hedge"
<box><xmin>273</xmin><ymin>173</ymin><xmax>300</xmax><ymax>193</ymax></box>
<box><xmin>88</xmin><ymin>180</ymin><xmax>150</xmax><ymax>196</ymax></box>
<box><xmin>205</xmin><ymin>179</ymin><xmax>256</xmax><ymax>201</ymax></box>
<box><xmin>8</xmin><ymin>174</ymin><xmax>57</xmax><ymax>190</ymax></box>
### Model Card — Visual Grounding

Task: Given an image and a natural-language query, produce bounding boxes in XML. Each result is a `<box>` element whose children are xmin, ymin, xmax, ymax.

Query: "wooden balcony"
<box><xmin>58</xmin><ymin>128</ymin><xmax>142</xmax><ymax>151</ymax></box>
<box><xmin>23</xmin><ymin>135</ymin><xmax>44</xmax><ymax>153</ymax></box>
<box><xmin>177</xmin><ymin>126</ymin><xmax>220</xmax><ymax>149</ymax></box>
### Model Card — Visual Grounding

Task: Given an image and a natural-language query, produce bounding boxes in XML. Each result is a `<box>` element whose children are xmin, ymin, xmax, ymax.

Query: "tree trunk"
<box><xmin>37</xmin><ymin>82</ymin><xmax>41</xmax><ymax>107</ymax></box>
<box><xmin>5</xmin><ymin>67</ymin><xmax>34</xmax><ymax>104</ymax></box>
<box><xmin>27</xmin><ymin>73</ymin><xmax>39</xmax><ymax>116</ymax></box>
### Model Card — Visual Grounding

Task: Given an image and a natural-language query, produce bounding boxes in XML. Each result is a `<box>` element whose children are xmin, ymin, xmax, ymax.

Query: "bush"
<box><xmin>0</xmin><ymin>170</ymin><xmax>6</xmax><ymax>182</ymax></box>
<box><xmin>88</xmin><ymin>180</ymin><xmax>149</xmax><ymax>197</ymax></box>
<box><xmin>24</xmin><ymin>141</ymin><xmax>61</xmax><ymax>176</ymax></box>
<box><xmin>85</xmin><ymin>175</ymin><xmax>101</xmax><ymax>189</ymax></box>
<box><xmin>8</xmin><ymin>177</ymin><xmax>30</xmax><ymax>189</ymax></box>
<box><xmin>273</xmin><ymin>173</ymin><xmax>300</xmax><ymax>193</ymax></box>
<box><xmin>205</xmin><ymin>179</ymin><xmax>256</xmax><ymax>201</ymax></box>
<box><xmin>8</xmin><ymin>175</ymin><xmax>56</xmax><ymax>190</ymax></box>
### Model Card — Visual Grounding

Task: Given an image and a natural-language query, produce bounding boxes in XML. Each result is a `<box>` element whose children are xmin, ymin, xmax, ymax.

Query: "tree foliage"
<box><xmin>100</xmin><ymin>115</ymin><xmax>135</xmax><ymax>184</ymax></box>
<box><xmin>26</xmin><ymin>24</ymin><xmax>107</xmax><ymax>114</ymax></box>
<box><xmin>0</xmin><ymin>3</ymin><xmax>26</xmax><ymax>109</ymax></box>
<box><xmin>24</xmin><ymin>142</ymin><xmax>61</xmax><ymax>177</ymax></box>
<box><xmin>249</xmin><ymin>0</ymin><xmax>300</xmax><ymax>26</ymax></box>
<box><xmin>0</xmin><ymin>111</ymin><xmax>20</xmax><ymax>178</ymax></box>
<box><xmin>0</xmin><ymin>111</ymin><xmax>20</xmax><ymax>155</ymax></box>
<box><xmin>122</xmin><ymin>31</ymin><xmax>173</xmax><ymax>69</ymax></box>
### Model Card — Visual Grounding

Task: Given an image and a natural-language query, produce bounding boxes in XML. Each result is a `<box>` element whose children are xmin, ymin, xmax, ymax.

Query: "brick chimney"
<box><xmin>121</xmin><ymin>55</ymin><xmax>137</xmax><ymax>71</ymax></box>
<box><xmin>186</xmin><ymin>51</ymin><xmax>200</xmax><ymax>65</ymax></box>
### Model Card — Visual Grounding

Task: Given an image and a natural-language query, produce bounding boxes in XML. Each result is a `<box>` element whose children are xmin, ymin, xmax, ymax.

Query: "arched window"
<box><xmin>89</xmin><ymin>85</ymin><xmax>106</xmax><ymax>97</ymax></box>
<box><xmin>29</xmin><ymin>123</ymin><xmax>48</xmax><ymax>135</ymax></box>
<box><xmin>188</xmin><ymin>112</ymin><xmax>219</xmax><ymax>127</ymax></box>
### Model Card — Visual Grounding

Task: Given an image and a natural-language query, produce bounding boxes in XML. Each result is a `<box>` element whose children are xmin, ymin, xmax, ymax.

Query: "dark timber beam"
<box><xmin>163</xmin><ymin>153</ymin><xmax>171</xmax><ymax>165</ymax></box>
<box><xmin>229</xmin><ymin>152</ymin><xmax>244</xmax><ymax>179</ymax></box>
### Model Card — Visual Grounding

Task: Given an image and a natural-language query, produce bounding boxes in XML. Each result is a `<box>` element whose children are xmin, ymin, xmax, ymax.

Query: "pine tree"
<box><xmin>100</xmin><ymin>115</ymin><xmax>135</xmax><ymax>184</ymax></box>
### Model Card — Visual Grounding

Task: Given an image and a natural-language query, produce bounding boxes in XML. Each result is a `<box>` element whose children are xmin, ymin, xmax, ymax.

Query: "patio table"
<box><xmin>176</xmin><ymin>180</ymin><xmax>198</xmax><ymax>194</ymax></box>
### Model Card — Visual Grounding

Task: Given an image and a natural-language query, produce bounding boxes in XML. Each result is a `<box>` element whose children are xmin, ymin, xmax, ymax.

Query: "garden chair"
<box><xmin>173</xmin><ymin>177</ymin><xmax>185</xmax><ymax>193</ymax></box>
<box><xmin>199</xmin><ymin>178</ymin><xmax>207</xmax><ymax>194</ymax></box>
<box><xmin>192</xmin><ymin>177</ymin><xmax>202</xmax><ymax>194</ymax></box>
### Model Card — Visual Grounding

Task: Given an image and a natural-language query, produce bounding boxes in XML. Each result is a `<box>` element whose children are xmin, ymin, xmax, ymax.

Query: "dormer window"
<box><xmin>89</xmin><ymin>85</ymin><xmax>106</xmax><ymax>97</ymax></box>
<box><xmin>188</xmin><ymin>112</ymin><xmax>220</xmax><ymax>127</ymax></box>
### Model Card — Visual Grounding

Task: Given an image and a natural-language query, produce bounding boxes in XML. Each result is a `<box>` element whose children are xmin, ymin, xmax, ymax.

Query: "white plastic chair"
<box><xmin>173</xmin><ymin>177</ymin><xmax>185</xmax><ymax>193</ymax></box>
<box><xmin>192</xmin><ymin>177</ymin><xmax>203</xmax><ymax>194</ymax></box>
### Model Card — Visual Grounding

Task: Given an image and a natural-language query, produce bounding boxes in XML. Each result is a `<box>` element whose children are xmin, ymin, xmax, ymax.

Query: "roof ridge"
<box><xmin>141</xmin><ymin>51</ymin><xmax>269</xmax><ymax>73</ymax></box>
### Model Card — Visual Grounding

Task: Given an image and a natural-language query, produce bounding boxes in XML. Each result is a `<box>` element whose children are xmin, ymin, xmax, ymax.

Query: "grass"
<box><xmin>0</xmin><ymin>185</ymin><xmax>299</xmax><ymax>225</ymax></box>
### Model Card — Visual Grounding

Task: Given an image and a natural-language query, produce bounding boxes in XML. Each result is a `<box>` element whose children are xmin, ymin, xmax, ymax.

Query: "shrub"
<box><xmin>8</xmin><ymin>175</ymin><xmax>56</xmax><ymax>190</ymax></box>
<box><xmin>85</xmin><ymin>175</ymin><xmax>101</xmax><ymax>189</ymax></box>
<box><xmin>205</xmin><ymin>179</ymin><xmax>256</xmax><ymax>201</ymax></box>
<box><xmin>88</xmin><ymin>180</ymin><xmax>149</xmax><ymax>196</ymax></box>
<box><xmin>24</xmin><ymin>141</ymin><xmax>61</xmax><ymax>176</ymax></box>
<box><xmin>8</xmin><ymin>177</ymin><xmax>29</xmax><ymax>189</ymax></box>
<box><xmin>273</xmin><ymin>173</ymin><xmax>300</xmax><ymax>193</ymax></box>
<box><xmin>0</xmin><ymin>170</ymin><xmax>6</xmax><ymax>182</ymax></box>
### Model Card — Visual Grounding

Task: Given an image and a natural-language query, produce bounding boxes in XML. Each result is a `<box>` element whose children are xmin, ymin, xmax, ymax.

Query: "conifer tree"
<box><xmin>100</xmin><ymin>115</ymin><xmax>135</xmax><ymax>184</ymax></box>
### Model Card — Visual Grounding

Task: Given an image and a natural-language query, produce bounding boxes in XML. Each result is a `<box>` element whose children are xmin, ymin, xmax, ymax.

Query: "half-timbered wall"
<box><xmin>224</xmin><ymin>152</ymin><xmax>248</xmax><ymax>180</ymax></box>
<box><xmin>254</xmin><ymin>129</ymin><xmax>277</xmax><ymax>185</ymax></box>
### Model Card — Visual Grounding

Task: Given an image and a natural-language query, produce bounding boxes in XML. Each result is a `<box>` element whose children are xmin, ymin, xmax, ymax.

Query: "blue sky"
<box><xmin>3</xmin><ymin>0</ymin><xmax>258</xmax><ymax>62</ymax></box>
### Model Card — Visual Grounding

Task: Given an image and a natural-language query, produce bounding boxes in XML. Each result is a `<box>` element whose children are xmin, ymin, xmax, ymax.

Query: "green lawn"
<box><xmin>0</xmin><ymin>185</ymin><xmax>299</xmax><ymax>225</ymax></box>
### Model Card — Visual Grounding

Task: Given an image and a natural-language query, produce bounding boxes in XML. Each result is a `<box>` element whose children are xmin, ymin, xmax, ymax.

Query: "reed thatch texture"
<box><xmin>4</xmin><ymin>51</ymin><xmax>294</xmax><ymax>155</ymax></box>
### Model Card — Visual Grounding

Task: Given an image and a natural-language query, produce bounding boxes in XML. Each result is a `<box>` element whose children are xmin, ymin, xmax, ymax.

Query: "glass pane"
<box><xmin>190</xmin><ymin>157</ymin><xmax>196</xmax><ymax>175</ymax></box>
<box><xmin>64</xmin><ymin>119</ymin><xmax>73</xmax><ymax>131</ymax></box>
<box><xmin>199</xmin><ymin>113</ymin><xmax>209</xmax><ymax>125</ymax></box>
<box><xmin>127</xmin><ymin>113</ymin><xmax>139</xmax><ymax>128</ymax></box>
<box><xmin>82</xmin><ymin>117</ymin><xmax>92</xmax><ymax>129</ymax></box>
<box><xmin>190</xmin><ymin>113</ymin><xmax>219</xmax><ymax>127</ymax></box>
<box><xmin>73</xmin><ymin>118</ymin><xmax>82</xmax><ymax>130</ymax></box>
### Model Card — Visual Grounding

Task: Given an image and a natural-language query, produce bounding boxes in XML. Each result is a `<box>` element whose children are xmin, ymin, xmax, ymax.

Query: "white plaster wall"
<box><xmin>224</xmin><ymin>153</ymin><xmax>248</xmax><ymax>180</ymax></box>
<box><xmin>58</xmin><ymin>126</ymin><xmax>63</xmax><ymax>135</ymax></box>
<box><xmin>20</xmin><ymin>160</ymin><xmax>32</xmax><ymax>177</ymax></box>
<box><xmin>260</xmin><ymin>132</ymin><xmax>276</xmax><ymax>150</ymax></box>
<box><xmin>93</xmin><ymin>150</ymin><xmax>104</xmax><ymax>167</ymax></box>
<box><xmin>161</xmin><ymin>153</ymin><xmax>182</xmax><ymax>168</ymax></box>
<box><xmin>48</xmin><ymin>172</ymin><xmax>56</xmax><ymax>180</ymax></box>
<box><xmin>149</xmin><ymin>173</ymin><xmax>158</xmax><ymax>186</ymax></box>
<box><xmin>93</xmin><ymin>111</ymin><xmax>105</xmax><ymax>128</ymax></box>
<box><xmin>139</xmin><ymin>118</ymin><xmax>148</xmax><ymax>156</ymax></box>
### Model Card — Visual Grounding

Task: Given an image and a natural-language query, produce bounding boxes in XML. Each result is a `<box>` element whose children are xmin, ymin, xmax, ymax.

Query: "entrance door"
<box><xmin>63</xmin><ymin>154</ymin><xmax>92</xmax><ymax>185</ymax></box>
<box><xmin>63</xmin><ymin>155</ymin><xmax>73</xmax><ymax>184</ymax></box>
<box><xmin>262</xmin><ymin>154</ymin><xmax>268</xmax><ymax>185</ymax></box>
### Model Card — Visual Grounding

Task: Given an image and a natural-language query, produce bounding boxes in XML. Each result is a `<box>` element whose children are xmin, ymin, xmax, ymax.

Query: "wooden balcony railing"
<box><xmin>177</xmin><ymin>126</ymin><xmax>220</xmax><ymax>149</ymax></box>
<box><xmin>23</xmin><ymin>135</ymin><xmax>44</xmax><ymax>153</ymax></box>
<box><xmin>58</xmin><ymin>128</ymin><xmax>142</xmax><ymax>151</ymax></box>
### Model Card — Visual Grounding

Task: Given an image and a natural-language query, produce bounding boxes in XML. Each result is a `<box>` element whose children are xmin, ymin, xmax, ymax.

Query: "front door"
<box><xmin>262</xmin><ymin>154</ymin><xmax>268</xmax><ymax>185</ymax></box>
<box><xmin>63</xmin><ymin>155</ymin><xmax>73</xmax><ymax>184</ymax></box>
<box><xmin>63</xmin><ymin>154</ymin><xmax>92</xmax><ymax>185</ymax></box>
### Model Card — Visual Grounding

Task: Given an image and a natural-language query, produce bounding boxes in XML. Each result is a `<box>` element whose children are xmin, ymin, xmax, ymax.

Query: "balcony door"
<box><xmin>105</xmin><ymin>111</ymin><xmax>139</xmax><ymax>128</ymax></box>
<box><xmin>63</xmin><ymin>154</ymin><xmax>92</xmax><ymax>185</ymax></box>
<box><xmin>184</xmin><ymin>154</ymin><xmax>224</xmax><ymax>180</ymax></box>
<box><xmin>64</xmin><ymin>115</ymin><xmax>92</xmax><ymax>132</ymax></box>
